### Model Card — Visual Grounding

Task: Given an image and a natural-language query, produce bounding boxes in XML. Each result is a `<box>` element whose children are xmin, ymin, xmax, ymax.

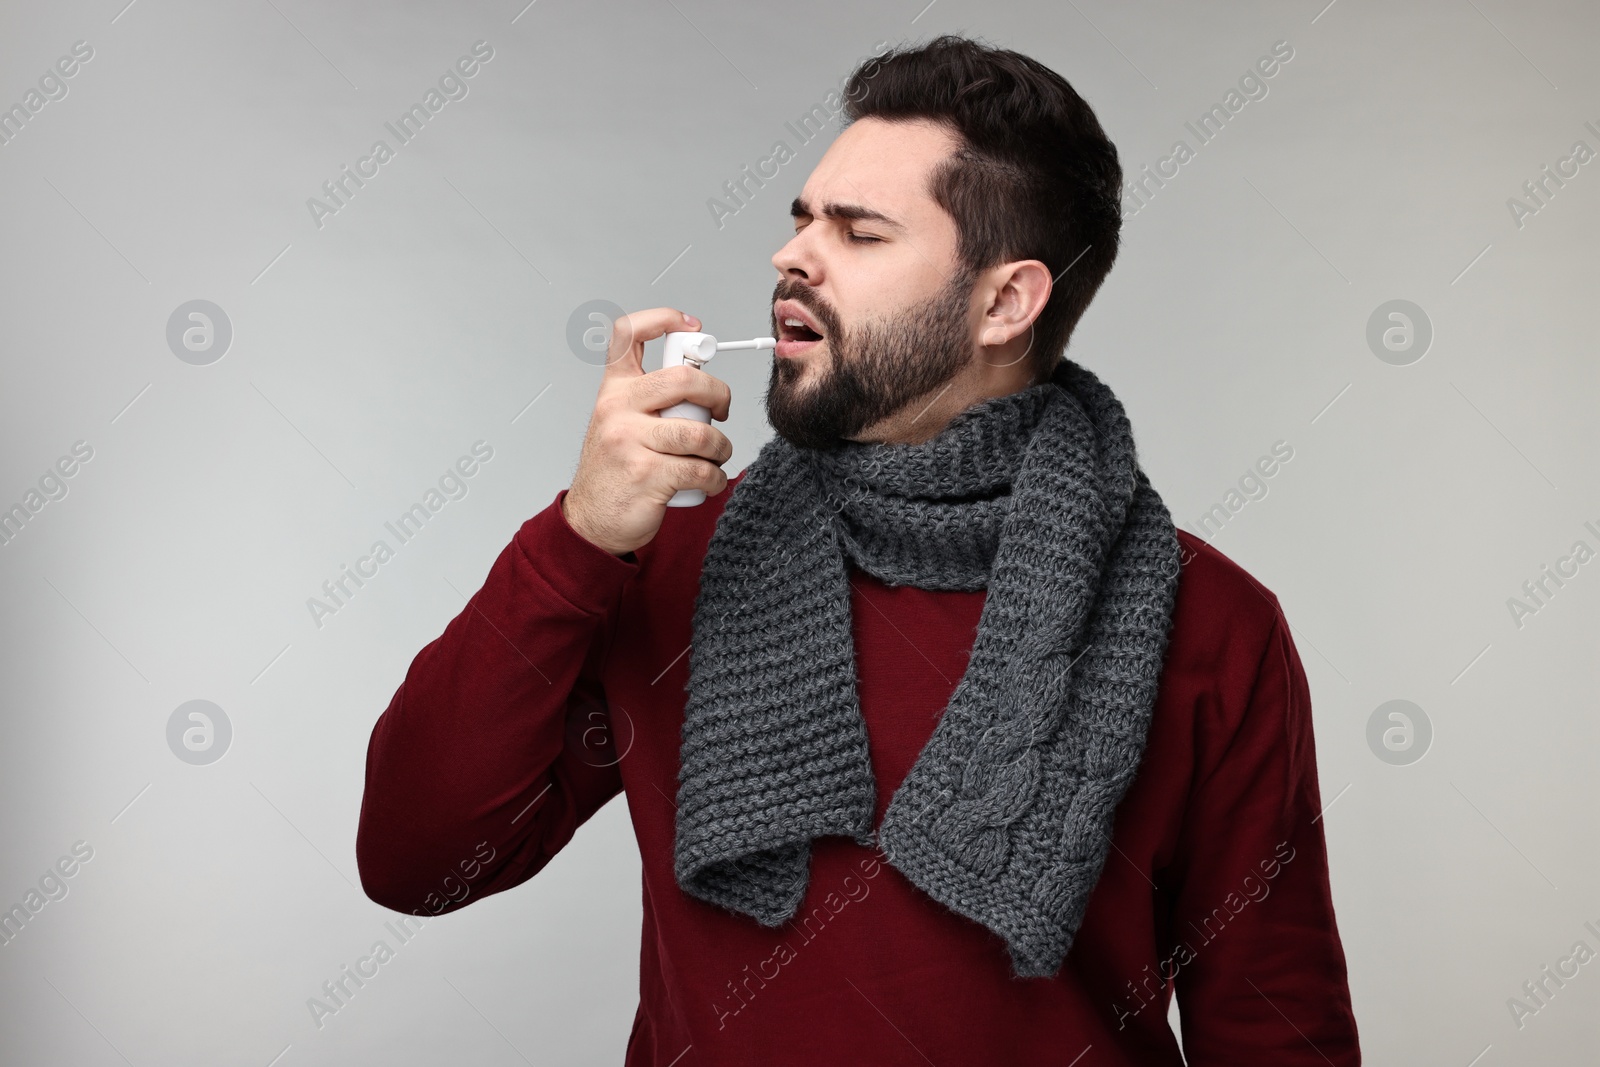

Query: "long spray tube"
<box><xmin>659</xmin><ymin>332</ymin><xmax>776</xmax><ymax>507</ymax></box>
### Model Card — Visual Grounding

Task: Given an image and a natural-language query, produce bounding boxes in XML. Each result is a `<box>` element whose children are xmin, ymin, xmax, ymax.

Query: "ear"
<box><xmin>977</xmin><ymin>260</ymin><xmax>1052</xmax><ymax>369</ymax></box>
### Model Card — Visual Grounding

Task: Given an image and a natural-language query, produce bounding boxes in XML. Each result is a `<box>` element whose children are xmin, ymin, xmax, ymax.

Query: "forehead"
<box><xmin>798</xmin><ymin>116</ymin><xmax>961</xmax><ymax>228</ymax></box>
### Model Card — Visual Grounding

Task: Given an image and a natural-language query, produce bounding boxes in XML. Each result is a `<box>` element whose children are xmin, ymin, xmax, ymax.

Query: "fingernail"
<box><xmin>685</xmin><ymin>315</ymin><xmax>700</xmax><ymax>328</ymax></box>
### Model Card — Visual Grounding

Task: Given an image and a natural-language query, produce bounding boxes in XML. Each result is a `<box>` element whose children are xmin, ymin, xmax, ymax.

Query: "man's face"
<box><xmin>766</xmin><ymin>117</ymin><xmax>978</xmax><ymax>450</ymax></box>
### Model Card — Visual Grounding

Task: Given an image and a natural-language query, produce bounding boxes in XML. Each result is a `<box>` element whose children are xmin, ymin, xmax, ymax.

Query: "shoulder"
<box><xmin>1159</xmin><ymin>533</ymin><xmax>1320</xmax><ymax>804</ymax></box>
<box><xmin>1163</xmin><ymin>530</ymin><xmax>1289</xmax><ymax>696</ymax></box>
<box><xmin>1173</xmin><ymin>530</ymin><xmax>1282</xmax><ymax>626</ymax></box>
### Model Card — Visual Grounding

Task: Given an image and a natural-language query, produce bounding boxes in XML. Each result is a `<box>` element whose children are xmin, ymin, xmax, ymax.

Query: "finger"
<box><xmin>632</xmin><ymin>365</ymin><xmax>732</xmax><ymax>419</ymax></box>
<box><xmin>708</xmin><ymin>376</ymin><xmax>731</xmax><ymax>421</ymax></box>
<box><xmin>654</xmin><ymin>454</ymin><xmax>728</xmax><ymax>500</ymax></box>
<box><xmin>603</xmin><ymin>307</ymin><xmax>701</xmax><ymax>379</ymax></box>
<box><xmin>644</xmin><ymin>417</ymin><xmax>732</xmax><ymax>465</ymax></box>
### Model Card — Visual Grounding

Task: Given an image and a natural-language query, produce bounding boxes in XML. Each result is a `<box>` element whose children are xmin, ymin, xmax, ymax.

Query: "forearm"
<box><xmin>355</xmin><ymin>490</ymin><xmax>637</xmax><ymax>913</ymax></box>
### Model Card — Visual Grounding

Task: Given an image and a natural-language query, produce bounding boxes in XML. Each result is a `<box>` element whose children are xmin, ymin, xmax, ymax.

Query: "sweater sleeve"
<box><xmin>355</xmin><ymin>488</ymin><xmax>639</xmax><ymax>917</ymax></box>
<box><xmin>1167</xmin><ymin>608</ymin><xmax>1362</xmax><ymax>1065</ymax></box>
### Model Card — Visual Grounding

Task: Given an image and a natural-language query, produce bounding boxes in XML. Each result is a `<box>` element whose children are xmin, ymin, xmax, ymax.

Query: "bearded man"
<box><xmin>357</xmin><ymin>33</ymin><xmax>1361</xmax><ymax>1067</ymax></box>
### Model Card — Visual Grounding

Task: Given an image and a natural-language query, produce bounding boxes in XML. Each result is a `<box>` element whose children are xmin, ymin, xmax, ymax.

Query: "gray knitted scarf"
<box><xmin>674</xmin><ymin>358</ymin><xmax>1181</xmax><ymax>978</ymax></box>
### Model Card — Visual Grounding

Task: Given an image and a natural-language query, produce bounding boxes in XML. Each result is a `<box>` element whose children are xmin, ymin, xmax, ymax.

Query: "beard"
<box><xmin>764</xmin><ymin>265</ymin><xmax>979</xmax><ymax>451</ymax></box>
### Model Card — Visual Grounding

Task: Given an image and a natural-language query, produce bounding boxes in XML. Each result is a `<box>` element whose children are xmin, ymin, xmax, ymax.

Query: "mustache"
<box><xmin>771</xmin><ymin>280</ymin><xmax>841</xmax><ymax>336</ymax></box>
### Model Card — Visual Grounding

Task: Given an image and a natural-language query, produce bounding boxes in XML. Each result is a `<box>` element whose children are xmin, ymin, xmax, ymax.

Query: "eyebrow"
<box><xmin>790</xmin><ymin>195</ymin><xmax>905</xmax><ymax>234</ymax></box>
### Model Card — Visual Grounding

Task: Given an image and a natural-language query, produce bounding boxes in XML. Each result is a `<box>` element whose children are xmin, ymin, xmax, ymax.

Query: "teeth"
<box><xmin>784</xmin><ymin>318</ymin><xmax>805</xmax><ymax>327</ymax></box>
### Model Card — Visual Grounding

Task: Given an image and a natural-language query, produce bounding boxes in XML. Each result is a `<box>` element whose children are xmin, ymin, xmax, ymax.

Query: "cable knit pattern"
<box><xmin>674</xmin><ymin>359</ymin><xmax>1180</xmax><ymax>978</ymax></box>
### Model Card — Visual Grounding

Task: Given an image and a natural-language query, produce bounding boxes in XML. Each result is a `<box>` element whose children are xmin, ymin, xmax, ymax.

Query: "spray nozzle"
<box><xmin>715</xmin><ymin>337</ymin><xmax>777</xmax><ymax>352</ymax></box>
<box><xmin>666</xmin><ymin>333</ymin><xmax>776</xmax><ymax>370</ymax></box>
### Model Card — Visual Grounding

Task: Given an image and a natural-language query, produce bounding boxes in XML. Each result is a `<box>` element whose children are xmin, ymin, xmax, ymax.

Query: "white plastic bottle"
<box><xmin>658</xmin><ymin>332</ymin><xmax>774</xmax><ymax>506</ymax></box>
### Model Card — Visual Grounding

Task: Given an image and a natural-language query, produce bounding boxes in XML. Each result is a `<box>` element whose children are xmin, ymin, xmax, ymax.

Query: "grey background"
<box><xmin>1</xmin><ymin>0</ymin><xmax>1596</xmax><ymax>1063</ymax></box>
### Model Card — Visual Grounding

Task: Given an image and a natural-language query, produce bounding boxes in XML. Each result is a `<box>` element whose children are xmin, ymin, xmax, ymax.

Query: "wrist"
<box><xmin>560</xmin><ymin>492</ymin><xmax>633</xmax><ymax>559</ymax></box>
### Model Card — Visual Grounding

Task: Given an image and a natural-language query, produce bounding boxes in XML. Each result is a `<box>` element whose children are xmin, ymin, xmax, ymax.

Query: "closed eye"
<box><xmin>789</xmin><ymin>218</ymin><xmax>882</xmax><ymax>244</ymax></box>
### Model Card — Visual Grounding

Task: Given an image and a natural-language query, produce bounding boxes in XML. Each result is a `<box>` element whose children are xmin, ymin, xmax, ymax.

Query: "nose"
<box><xmin>771</xmin><ymin>229</ymin><xmax>819</xmax><ymax>285</ymax></box>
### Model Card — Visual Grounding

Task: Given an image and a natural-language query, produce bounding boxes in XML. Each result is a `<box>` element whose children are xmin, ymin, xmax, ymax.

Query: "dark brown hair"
<box><xmin>841</xmin><ymin>35</ymin><xmax>1123</xmax><ymax>379</ymax></box>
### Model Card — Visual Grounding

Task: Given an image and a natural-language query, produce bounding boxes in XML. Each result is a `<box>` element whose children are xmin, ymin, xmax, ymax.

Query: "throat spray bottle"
<box><xmin>658</xmin><ymin>331</ymin><xmax>776</xmax><ymax>507</ymax></box>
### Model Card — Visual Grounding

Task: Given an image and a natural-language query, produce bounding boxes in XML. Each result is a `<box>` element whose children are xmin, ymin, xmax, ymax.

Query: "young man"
<box><xmin>357</xmin><ymin>35</ymin><xmax>1361</xmax><ymax>1066</ymax></box>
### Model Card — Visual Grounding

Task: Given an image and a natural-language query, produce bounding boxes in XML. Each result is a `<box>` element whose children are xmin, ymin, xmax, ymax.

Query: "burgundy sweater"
<box><xmin>356</xmin><ymin>473</ymin><xmax>1361</xmax><ymax>1066</ymax></box>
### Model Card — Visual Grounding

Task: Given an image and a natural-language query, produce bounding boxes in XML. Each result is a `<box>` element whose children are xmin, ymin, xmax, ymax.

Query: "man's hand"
<box><xmin>562</xmin><ymin>307</ymin><xmax>734</xmax><ymax>557</ymax></box>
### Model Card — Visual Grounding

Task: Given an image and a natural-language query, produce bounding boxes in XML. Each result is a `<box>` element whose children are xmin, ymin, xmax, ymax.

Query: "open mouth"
<box><xmin>775</xmin><ymin>304</ymin><xmax>827</xmax><ymax>358</ymax></box>
<box><xmin>779</xmin><ymin>318</ymin><xmax>824</xmax><ymax>343</ymax></box>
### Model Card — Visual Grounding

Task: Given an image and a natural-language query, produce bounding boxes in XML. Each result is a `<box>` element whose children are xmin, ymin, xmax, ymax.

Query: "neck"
<box><xmin>849</xmin><ymin>349</ymin><xmax>1048</xmax><ymax>445</ymax></box>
